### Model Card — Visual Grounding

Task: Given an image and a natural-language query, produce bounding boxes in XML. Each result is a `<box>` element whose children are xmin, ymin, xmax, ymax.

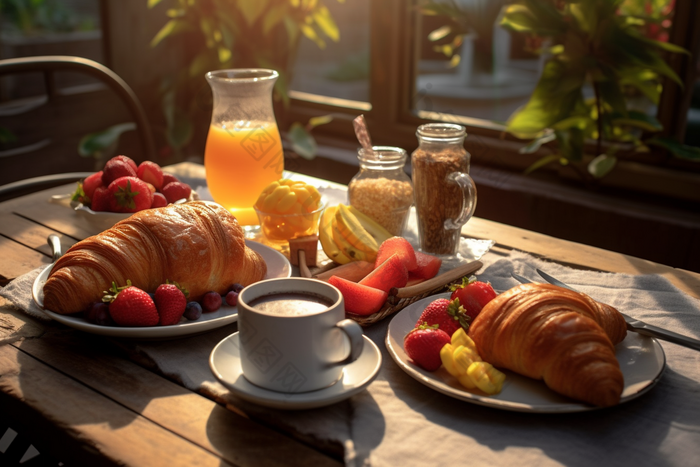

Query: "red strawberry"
<box><xmin>449</xmin><ymin>276</ymin><xmax>498</xmax><ymax>321</ymax></box>
<box><xmin>154</xmin><ymin>282</ymin><xmax>188</xmax><ymax>326</ymax></box>
<box><xmin>137</xmin><ymin>161</ymin><xmax>164</xmax><ymax>190</ymax></box>
<box><xmin>161</xmin><ymin>173</ymin><xmax>180</xmax><ymax>187</ymax></box>
<box><xmin>108</xmin><ymin>176</ymin><xmax>154</xmax><ymax>213</ymax></box>
<box><xmin>83</xmin><ymin>171</ymin><xmax>104</xmax><ymax>202</ymax></box>
<box><xmin>358</xmin><ymin>253</ymin><xmax>408</xmax><ymax>293</ymax></box>
<box><xmin>104</xmin><ymin>280</ymin><xmax>159</xmax><ymax>327</ymax></box>
<box><xmin>403</xmin><ymin>323</ymin><xmax>451</xmax><ymax>371</ymax></box>
<box><xmin>91</xmin><ymin>186</ymin><xmax>111</xmax><ymax>212</ymax></box>
<box><xmin>111</xmin><ymin>155</ymin><xmax>138</xmax><ymax>172</ymax></box>
<box><xmin>375</xmin><ymin>237</ymin><xmax>417</xmax><ymax>271</ymax></box>
<box><xmin>162</xmin><ymin>181</ymin><xmax>192</xmax><ymax>204</ymax></box>
<box><xmin>151</xmin><ymin>192</ymin><xmax>168</xmax><ymax>208</ymax></box>
<box><xmin>415</xmin><ymin>297</ymin><xmax>470</xmax><ymax>335</ymax></box>
<box><xmin>102</xmin><ymin>158</ymin><xmax>137</xmax><ymax>185</ymax></box>
<box><xmin>328</xmin><ymin>275</ymin><xmax>388</xmax><ymax>316</ymax></box>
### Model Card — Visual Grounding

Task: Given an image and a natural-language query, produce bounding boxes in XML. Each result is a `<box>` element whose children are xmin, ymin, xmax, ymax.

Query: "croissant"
<box><xmin>469</xmin><ymin>283</ymin><xmax>627</xmax><ymax>407</ymax></box>
<box><xmin>43</xmin><ymin>201</ymin><xmax>267</xmax><ymax>315</ymax></box>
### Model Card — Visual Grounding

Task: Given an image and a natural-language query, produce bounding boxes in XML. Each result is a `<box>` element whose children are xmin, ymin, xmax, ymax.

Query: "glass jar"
<box><xmin>348</xmin><ymin>146</ymin><xmax>413</xmax><ymax>236</ymax></box>
<box><xmin>411</xmin><ymin>123</ymin><xmax>477</xmax><ymax>256</ymax></box>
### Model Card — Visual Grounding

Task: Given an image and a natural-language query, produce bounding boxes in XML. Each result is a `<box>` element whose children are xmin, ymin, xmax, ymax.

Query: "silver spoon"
<box><xmin>48</xmin><ymin>234</ymin><xmax>62</xmax><ymax>263</ymax></box>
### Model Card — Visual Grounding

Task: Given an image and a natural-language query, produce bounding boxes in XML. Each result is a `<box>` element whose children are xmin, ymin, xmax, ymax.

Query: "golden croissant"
<box><xmin>469</xmin><ymin>283</ymin><xmax>627</xmax><ymax>407</ymax></box>
<box><xmin>43</xmin><ymin>201</ymin><xmax>267</xmax><ymax>315</ymax></box>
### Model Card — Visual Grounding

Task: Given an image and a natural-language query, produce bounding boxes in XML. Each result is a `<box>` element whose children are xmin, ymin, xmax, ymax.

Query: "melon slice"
<box><xmin>375</xmin><ymin>237</ymin><xmax>417</xmax><ymax>271</ymax></box>
<box><xmin>411</xmin><ymin>251</ymin><xmax>442</xmax><ymax>279</ymax></box>
<box><xmin>328</xmin><ymin>275</ymin><xmax>388</xmax><ymax>316</ymax></box>
<box><xmin>359</xmin><ymin>253</ymin><xmax>408</xmax><ymax>293</ymax></box>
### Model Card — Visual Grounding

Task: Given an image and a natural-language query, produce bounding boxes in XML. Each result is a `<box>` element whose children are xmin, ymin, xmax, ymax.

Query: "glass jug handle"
<box><xmin>444</xmin><ymin>172</ymin><xmax>477</xmax><ymax>230</ymax></box>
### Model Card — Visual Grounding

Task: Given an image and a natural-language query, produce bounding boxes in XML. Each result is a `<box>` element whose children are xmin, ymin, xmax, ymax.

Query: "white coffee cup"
<box><xmin>237</xmin><ymin>277</ymin><xmax>365</xmax><ymax>393</ymax></box>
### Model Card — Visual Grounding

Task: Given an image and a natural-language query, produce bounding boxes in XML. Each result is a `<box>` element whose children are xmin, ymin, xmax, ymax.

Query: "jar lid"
<box><xmin>416</xmin><ymin>123</ymin><xmax>466</xmax><ymax>140</ymax></box>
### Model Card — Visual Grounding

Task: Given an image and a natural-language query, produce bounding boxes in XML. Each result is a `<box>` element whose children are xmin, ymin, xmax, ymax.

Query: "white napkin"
<box><xmin>0</xmin><ymin>266</ymin><xmax>52</xmax><ymax>321</ymax></box>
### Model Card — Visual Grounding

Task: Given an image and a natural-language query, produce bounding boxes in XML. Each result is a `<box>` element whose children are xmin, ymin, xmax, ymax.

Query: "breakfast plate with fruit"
<box><xmin>386</xmin><ymin>291</ymin><xmax>666</xmax><ymax>413</ymax></box>
<box><xmin>32</xmin><ymin>240</ymin><xmax>291</xmax><ymax>339</ymax></box>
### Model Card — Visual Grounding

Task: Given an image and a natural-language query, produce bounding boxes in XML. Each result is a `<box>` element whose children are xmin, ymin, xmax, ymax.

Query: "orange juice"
<box><xmin>204</xmin><ymin>121</ymin><xmax>284</xmax><ymax>225</ymax></box>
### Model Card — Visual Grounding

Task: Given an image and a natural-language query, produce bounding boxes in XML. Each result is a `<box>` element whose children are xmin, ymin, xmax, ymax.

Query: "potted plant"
<box><xmin>145</xmin><ymin>0</ymin><xmax>341</xmax><ymax>161</ymax></box>
<box><xmin>498</xmin><ymin>0</ymin><xmax>699</xmax><ymax>182</ymax></box>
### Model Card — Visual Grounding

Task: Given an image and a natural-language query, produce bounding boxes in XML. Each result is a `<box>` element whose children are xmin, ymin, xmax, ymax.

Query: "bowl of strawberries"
<box><xmin>71</xmin><ymin>155</ymin><xmax>197</xmax><ymax>229</ymax></box>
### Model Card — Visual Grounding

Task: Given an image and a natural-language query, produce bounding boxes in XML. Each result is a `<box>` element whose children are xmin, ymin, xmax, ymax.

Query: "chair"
<box><xmin>0</xmin><ymin>55</ymin><xmax>156</xmax><ymax>200</ymax></box>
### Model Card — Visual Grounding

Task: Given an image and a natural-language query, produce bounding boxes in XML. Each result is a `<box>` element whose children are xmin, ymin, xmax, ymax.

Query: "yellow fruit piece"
<box><xmin>467</xmin><ymin>362</ymin><xmax>506</xmax><ymax>395</ymax></box>
<box><xmin>457</xmin><ymin>373</ymin><xmax>477</xmax><ymax>389</ymax></box>
<box><xmin>452</xmin><ymin>344</ymin><xmax>481</xmax><ymax>375</ymax></box>
<box><xmin>261</xmin><ymin>180</ymin><xmax>281</xmax><ymax>194</ymax></box>
<box><xmin>306</xmin><ymin>185</ymin><xmax>322</xmax><ymax>203</ymax></box>
<box><xmin>255</xmin><ymin>191</ymin><xmax>268</xmax><ymax>209</ymax></box>
<box><xmin>319</xmin><ymin>206</ymin><xmax>351</xmax><ymax>264</ymax></box>
<box><xmin>276</xmin><ymin>191</ymin><xmax>298</xmax><ymax>213</ymax></box>
<box><xmin>279</xmin><ymin>178</ymin><xmax>296</xmax><ymax>186</ymax></box>
<box><xmin>294</xmin><ymin>186</ymin><xmax>312</xmax><ymax>206</ymax></box>
<box><xmin>451</xmin><ymin>328</ymin><xmax>476</xmax><ymax>349</ymax></box>
<box><xmin>263</xmin><ymin>185</ymin><xmax>290</xmax><ymax>211</ymax></box>
<box><xmin>440</xmin><ymin>343</ymin><xmax>461</xmax><ymax>377</ymax></box>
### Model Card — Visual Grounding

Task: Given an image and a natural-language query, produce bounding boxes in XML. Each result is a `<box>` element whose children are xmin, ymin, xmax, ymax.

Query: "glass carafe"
<box><xmin>204</xmin><ymin>69</ymin><xmax>284</xmax><ymax>226</ymax></box>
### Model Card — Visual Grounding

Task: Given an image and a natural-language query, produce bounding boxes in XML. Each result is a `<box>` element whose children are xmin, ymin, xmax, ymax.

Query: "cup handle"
<box><xmin>335</xmin><ymin>319</ymin><xmax>365</xmax><ymax>365</ymax></box>
<box><xmin>444</xmin><ymin>172</ymin><xmax>477</xmax><ymax>230</ymax></box>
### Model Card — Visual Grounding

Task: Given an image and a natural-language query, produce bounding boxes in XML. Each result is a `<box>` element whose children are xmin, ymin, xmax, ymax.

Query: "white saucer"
<box><xmin>210</xmin><ymin>332</ymin><xmax>382</xmax><ymax>410</ymax></box>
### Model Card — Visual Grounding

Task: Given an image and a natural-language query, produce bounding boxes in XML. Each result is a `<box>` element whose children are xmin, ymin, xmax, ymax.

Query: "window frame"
<box><xmin>287</xmin><ymin>0</ymin><xmax>700</xmax><ymax>203</ymax></box>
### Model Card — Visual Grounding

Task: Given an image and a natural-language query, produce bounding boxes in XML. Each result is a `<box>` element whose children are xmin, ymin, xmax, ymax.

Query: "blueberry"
<box><xmin>225</xmin><ymin>291</ymin><xmax>239</xmax><ymax>307</ymax></box>
<box><xmin>202</xmin><ymin>291</ymin><xmax>222</xmax><ymax>312</ymax></box>
<box><xmin>183</xmin><ymin>301</ymin><xmax>203</xmax><ymax>321</ymax></box>
<box><xmin>83</xmin><ymin>302</ymin><xmax>114</xmax><ymax>326</ymax></box>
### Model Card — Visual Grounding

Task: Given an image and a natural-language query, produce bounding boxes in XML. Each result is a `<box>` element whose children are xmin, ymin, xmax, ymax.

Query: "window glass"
<box><xmin>289</xmin><ymin>0</ymin><xmax>370</xmax><ymax>106</ymax></box>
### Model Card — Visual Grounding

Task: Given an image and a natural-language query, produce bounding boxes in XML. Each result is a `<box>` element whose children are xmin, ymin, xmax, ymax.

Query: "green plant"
<box><xmin>0</xmin><ymin>0</ymin><xmax>94</xmax><ymax>34</ymax></box>
<box><xmin>147</xmin><ymin>0</ymin><xmax>341</xmax><ymax>160</ymax></box>
<box><xmin>420</xmin><ymin>0</ymin><xmax>511</xmax><ymax>71</ymax></box>
<box><xmin>499</xmin><ymin>0</ymin><xmax>699</xmax><ymax>181</ymax></box>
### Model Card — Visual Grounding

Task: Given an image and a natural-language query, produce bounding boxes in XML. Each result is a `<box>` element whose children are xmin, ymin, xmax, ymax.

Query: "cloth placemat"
<box><xmin>3</xmin><ymin>250</ymin><xmax>700</xmax><ymax>467</ymax></box>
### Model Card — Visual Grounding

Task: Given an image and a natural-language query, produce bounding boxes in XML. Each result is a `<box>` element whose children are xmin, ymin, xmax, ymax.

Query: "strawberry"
<box><xmin>108</xmin><ymin>176</ymin><xmax>154</xmax><ymax>213</ymax></box>
<box><xmin>403</xmin><ymin>323</ymin><xmax>451</xmax><ymax>371</ymax></box>
<box><xmin>415</xmin><ymin>297</ymin><xmax>471</xmax><ymax>335</ymax></box>
<box><xmin>103</xmin><ymin>280</ymin><xmax>159</xmax><ymax>327</ymax></box>
<box><xmin>112</xmin><ymin>155</ymin><xmax>138</xmax><ymax>172</ymax></box>
<box><xmin>102</xmin><ymin>158</ymin><xmax>137</xmax><ymax>185</ymax></box>
<box><xmin>162</xmin><ymin>173</ymin><xmax>180</xmax><ymax>187</ymax></box>
<box><xmin>449</xmin><ymin>275</ymin><xmax>498</xmax><ymax>321</ymax></box>
<box><xmin>151</xmin><ymin>192</ymin><xmax>168</xmax><ymax>208</ymax></box>
<box><xmin>162</xmin><ymin>181</ymin><xmax>192</xmax><ymax>204</ymax></box>
<box><xmin>83</xmin><ymin>171</ymin><xmax>104</xmax><ymax>202</ymax></box>
<box><xmin>137</xmin><ymin>161</ymin><xmax>164</xmax><ymax>190</ymax></box>
<box><xmin>91</xmin><ymin>186</ymin><xmax>111</xmax><ymax>212</ymax></box>
<box><xmin>154</xmin><ymin>281</ymin><xmax>188</xmax><ymax>326</ymax></box>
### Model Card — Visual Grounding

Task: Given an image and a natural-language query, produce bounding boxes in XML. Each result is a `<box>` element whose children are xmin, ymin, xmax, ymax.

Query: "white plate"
<box><xmin>385</xmin><ymin>293</ymin><xmax>666</xmax><ymax>413</ymax></box>
<box><xmin>32</xmin><ymin>240</ymin><xmax>291</xmax><ymax>339</ymax></box>
<box><xmin>210</xmin><ymin>332</ymin><xmax>382</xmax><ymax>410</ymax></box>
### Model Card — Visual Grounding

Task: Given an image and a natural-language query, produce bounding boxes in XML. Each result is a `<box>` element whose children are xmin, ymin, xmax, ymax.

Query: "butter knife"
<box><xmin>530</xmin><ymin>268</ymin><xmax>700</xmax><ymax>352</ymax></box>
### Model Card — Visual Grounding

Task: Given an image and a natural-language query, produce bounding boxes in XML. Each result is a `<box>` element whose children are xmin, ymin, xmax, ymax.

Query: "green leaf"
<box><xmin>613</xmin><ymin>110</ymin><xmax>663</xmax><ymax>132</ymax></box>
<box><xmin>646</xmin><ymin>137</ymin><xmax>700</xmax><ymax>161</ymax></box>
<box><xmin>150</xmin><ymin>19</ymin><xmax>192</xmax><ymax>48</ymax></box>
<box><xmin>519</xmin><ymin>132</ymin><xmax>556</xmax><ymax>154</ymax></box>
<box><xmin>597</xmin><ymin>77</ymin><xmax>628</xmax><ymax>117</ymax></box>
<box><xmin>308</xmin><ymin>115</ymin><xmax>333</xmax><ymax>128</ymax></box>
<box><xmin>524</xmin><ymin>154</ymin><xmax>561</xmax><ymax>174</ymax></box>
<box><xmin>588</xmin><ymin>154</ymin><xmax>617</xmax><ymax>179</ymax></box>
<box><xmin>165</xmin><ymin>112</ymin><xmax>193</xmax><ymax>150</ymax></box>
<box><xmin>188</xmin><ymin>51</ymin><xmax>214</xmax><ymax>78</ymax></box>
<box><xmin>237</xmin><ymin>0</ymin><xmax>269</xmax><ymax>26</ymax></box>
<box><xmin>556</xmin><ymin>127</ymin><xmax>585</xmax><ymax>162</ymax></box>
<box><xmin>551</xmin><ymin>116</ymin><xmax>590</xmax><ymax>131</ymax></box>
<box><xmin>313</xmin><ymin>5</ymin><xmax>339</xmax><ymax>42</ymax></box>
<box><xmin>288</xmin><ymin>122</ymin><xmax>317</xmax><ymax>160</ymax></box>
<box><xmin>500</xmin><ymin>3</ymin><xmax>565</xmax><ymax>36</ymax></box>
<box><xmin>263</xmin><ymin>6</ymin><xmax>287</xmax><ymax>35</ymax></box>
<box><xmin>78</xmin><ymin>123</ymin><xmax>136</xmax><ymax>158</ymax></box>
<box><xmin>428</xmin><ymin>25</ymin><xmax>452</xmax><ymax>42</ymax></box>
<box><xmin>217</xmin><ymin>46</ymin><xmax>231</xmax><ymax>63</ymax></box>
<box><xmin>148</xmin><ymin>0</ymin><xmax>164</xmax><ymax>8</ymax></box>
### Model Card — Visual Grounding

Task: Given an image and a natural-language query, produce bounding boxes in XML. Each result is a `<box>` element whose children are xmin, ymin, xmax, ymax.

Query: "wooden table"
<box><xmin>1</xmin><ymin>162</ymin><xmax>699</xmax><ymax>466</ymax></box>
